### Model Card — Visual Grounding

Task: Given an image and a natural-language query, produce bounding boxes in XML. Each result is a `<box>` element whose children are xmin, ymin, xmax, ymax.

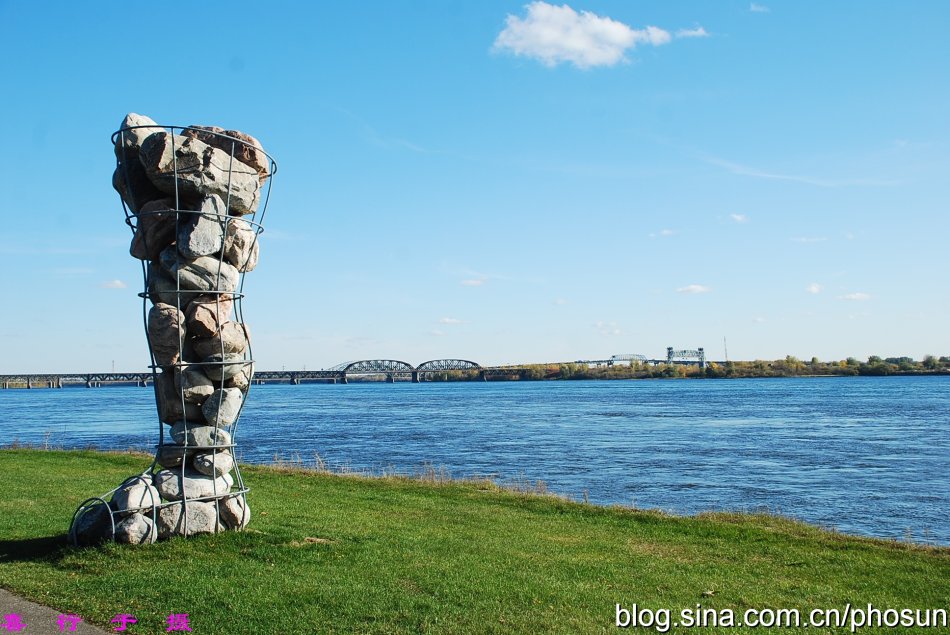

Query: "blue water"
<box><xmin>1</xmin><ymin>376</ymin><xmax>947</xmax><ymax>544</ymax></box>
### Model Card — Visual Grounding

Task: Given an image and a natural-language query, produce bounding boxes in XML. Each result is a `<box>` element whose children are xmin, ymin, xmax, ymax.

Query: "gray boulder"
<box><xmin>130</xmin><ymin>198</ymin><xmax>177</xmax><ymax>261</ymax></box>
<box><xmin>182</xmin><ymin>125</ymin><xmax>270</xmax><ymax>184</ymax></box>
<box><xmin>112</xmin><ymin>477</ymin><xmax>160</xmax><ymax>512</ymax></box>
<box><xmin>153</xmin><ymin>469</ymin><xmax>233</xmax><ymax>501</ymax></box>
<box><xmin>139</xmin><ymin>132</ymin><xmax>261</xmax><ymax>215</ymax></box>
<box><xmin>155</xmin><ymin>371</ymin><xmax>204</xmax><ymax>424</ymax></box>
<box><xmin>113</xmin><ymin>114</ymin><xmax>167</xmax><ymax>213</ymax></box>
<box><xmin>193</xmin><ymin>321</ymin><xmax>249</xmax><ymax>359</ymax></box>
<box><xmin>115</xmin><ymin>512</ymin><xmax>156</xmax><ymax>545</ymax></box>
<box><xmin>114</xmin><ymin>113</ymin><xmax>163</xmax><ymax>159</ymax></box>
<box><xmin>193</xmin><ymin>452</ymin><xmax>235</xmax><ymax>478</ymax></box>
<box><xmin>204</xmin><ymin>353</ymin><xmax>251</xmax><ymax>382</ymax></box>
<box><xmin>147</xmin><ymin>303</ymin><xmax>185</xmax><ymax>367</ymax></box>
<box><xmin>71</xmin><ymin>502</ymin><xmax>115</xmax><ymax>546</ymax></box>
<box><xmin>219</xmin><ymin>493</ymin><xmax>251</xmax><ymax>530</ymax></box>
<box><xmin>113</xmin><ymin>163</ymin><xmax>164</xmax><ymax>215</ymax></box>
<box><xmin>156</xmin><ymin>443</ymin><xmax>192</xmax><ymax>469</ymax></box>
<box><xmin>224</xmin><ymin>364</ymin><xmax>254</xmax><ymax>391</ymax></box>
<box><xmin>147</xmin><ymin>263</ymin><xmax>184</xmax><ymax>307</ymax></box>
<box><xmin>223</xmin><ymin>217</ymin><xmax>260</xmax><ymax>272</ymax></box>
<box><xmin>156</xmin><ymin>501</ymin><xmax>221</xmax><ymax>538</ymax></box>
<box><xmin>159</xmin><ymin>246</ymin><xmax>239</xmax><ymax>293</ymax></box>
<box><xmin>176</xmin><ymin>366</ymin><xmax>216</xmax><ymax>404</ymax></box>
<box><xmin>170</xmin><ymin>422</ymin><xmax>232</xmax><ymax>448</ymax></box>
<box><xmin>201</xmin><ymin>388</ymin><xmax>243</xmax><ymax>427</ymax></box>
<box><xmin>177</xmin><ymin>194</ymin><xmax>227</xmax><ymax>259</ymax></box>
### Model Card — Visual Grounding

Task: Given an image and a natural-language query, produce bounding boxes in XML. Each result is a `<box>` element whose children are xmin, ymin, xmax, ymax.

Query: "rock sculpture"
<box><xmin>69</xmin><ymin>114</ymin><xmax>275</xmax><ymax>545</ymax></box>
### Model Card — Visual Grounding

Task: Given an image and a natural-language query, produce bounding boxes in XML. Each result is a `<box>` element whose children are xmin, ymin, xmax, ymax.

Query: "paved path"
<box><xmin>0</xmin><ymin>588</ymin><xmax>110</xmax><ymax>634</ymax></box>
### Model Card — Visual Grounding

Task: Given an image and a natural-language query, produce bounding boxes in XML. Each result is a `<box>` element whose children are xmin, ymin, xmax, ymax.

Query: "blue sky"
<box><xmin>0</xmin><ymin>1</ymin><xmax>948</xmax><ymax>372</ymax></box>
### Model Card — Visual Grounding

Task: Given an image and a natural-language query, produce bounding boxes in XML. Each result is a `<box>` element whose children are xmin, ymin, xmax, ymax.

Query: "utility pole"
<box><xmin>723</xmin><ymin>337</ymin><xmax>729</xmax><ymax>363</ymax></box>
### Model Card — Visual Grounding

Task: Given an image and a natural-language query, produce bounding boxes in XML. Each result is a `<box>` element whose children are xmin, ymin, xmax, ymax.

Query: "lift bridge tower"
<box><xmin>667</xmin><ymin>346</ymin><xmax>706</xmax><ymax>369</ymax></box>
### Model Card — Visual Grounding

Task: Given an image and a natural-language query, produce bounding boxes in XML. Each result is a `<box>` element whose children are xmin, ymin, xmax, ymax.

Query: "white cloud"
<box><xmin>554</xmin><ymin>298</ymin><xmax>568</xmax><ymax>305</ymax></box>
<box><xmin>461</xmin><ymin>279</ymin><xmax>485</xmax><ymax>287</ymax></box>
<box><xmin>753</xmin><ymin>316</ymin><xmax>766</xmax><ymax>323</ymax></box>
<box><xmin>729</xmin><ymin>213</ymin><xmax>748</xmax><ymax>223</ymax></box>
<box><xmin>493</xmin><ymin>2</ymin><xmax>675</xmax><ymax>69</ymax></box>
<box><xmin>750</xmin><ymin>3</ymin><xmax>770</xmax><ymax>12</ymax></box>
<box><xmin>649</xmin><ymin>228</ymin><xmax>676</xmax><ymax>238</ymax></box>
<box><xmin>806</xmin><ymin>283</ymin><xmax>823</xmax><ymax>294</ymax></box>
<box><xmin>439</xmin><ymin>317</ymin><xmax>465</xmax><ymax>325</ymax></box>
<box><xmin>840</xmin><ymin>292</ymin><xmax>871</xmax><ymax>301</ymax></box>
<box><xmin>594</xmin><ymin>321</ymin><xmax>623</xmax><ymax>337</ymax></box>
<box><xmin>100</xmin><ymin>280</ymin><xmax>128</xmax><ymax>289</ymax></box>
<box><xmin>430</xmin><ymin>330</ymin><xmax>447</xmax><ymax>337</ymax></box>
<box><xmin>677</xmin><ymin>284</ymin><xmax>711</xmax><ymax>294</ymax></box>
<box><xmin>791</xmin><ymin>236</ymin><xmax>828</xmax><ymax>243</ymax></box>
<box><xmin>676</xmin><ymin>26</ymin><xmax>709</xmax><ymax>38</ymax></box>
<box><xmin>639</xmin><ymin>26</ymin><xmax>672</xmax><ymax>46</ymax></box>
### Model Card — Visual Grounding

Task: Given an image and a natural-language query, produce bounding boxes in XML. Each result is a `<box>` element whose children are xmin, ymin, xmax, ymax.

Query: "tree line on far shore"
<box><xmin>420</xmin><ymin>355</ymin><xmax>950</xmax><ymax>382</ymax></box>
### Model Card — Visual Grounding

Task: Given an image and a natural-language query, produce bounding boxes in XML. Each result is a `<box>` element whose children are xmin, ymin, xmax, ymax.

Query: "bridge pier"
<box><xmin>340</xmin><ymin>375</ymin><xmax>348</xmax><ymax>385</ymax></box>
<box><xmin>26</xmin><ymin>377</ymin><xmax>32</xmax><ymax>389</ymax></box>
<box><xmin>386</xmin><ymin>374</ymin><xmax>395</xmax><ymax>383</ymax></box>
<box><xmin>411</xmin><ymin>371</ymin><xmax>419</xmax><ymax>383</ymax></box>
<box><xmin>479</xmin><ymin>371</ymin><xmax>487</xmax><ymax>382</ymax></box>
<box><xmin>292</xmin><ymin>377</ymin><xmax>301</xmax><ymax>385</ymax></box>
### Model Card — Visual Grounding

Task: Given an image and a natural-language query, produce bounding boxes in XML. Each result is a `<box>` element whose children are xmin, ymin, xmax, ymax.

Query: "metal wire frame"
<box><xmin>68</xmin><ymin>124</ymin><xmax>276</xmax><ymax>545</ymax></box>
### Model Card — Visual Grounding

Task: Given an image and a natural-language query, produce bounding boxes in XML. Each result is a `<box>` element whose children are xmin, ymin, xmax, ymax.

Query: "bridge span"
<box><xmin>0</xmin><ymin>348</ymin><xmax>708</xmax><ymax>388</ymax></box>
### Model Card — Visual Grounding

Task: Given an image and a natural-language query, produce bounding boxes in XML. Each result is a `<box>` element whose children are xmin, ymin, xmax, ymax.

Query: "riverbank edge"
<box><xmin>1</xmin><ymin>449</ymin><xmax>948</xmax><ymax>634</ymax></box>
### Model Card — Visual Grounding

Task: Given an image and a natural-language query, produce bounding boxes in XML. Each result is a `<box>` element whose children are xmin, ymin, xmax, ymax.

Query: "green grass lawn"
<box><xmin>0</xmin><ymin>449</ymin><xmax>947</xmax><ymax>634</ymax></box>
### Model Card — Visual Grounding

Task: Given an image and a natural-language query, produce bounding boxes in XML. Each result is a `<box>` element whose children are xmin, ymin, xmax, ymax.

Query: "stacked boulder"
<box><xmin>71</xmin><ymin>113</ymin><xmax>272</xmax><ymax>545</ymax></box>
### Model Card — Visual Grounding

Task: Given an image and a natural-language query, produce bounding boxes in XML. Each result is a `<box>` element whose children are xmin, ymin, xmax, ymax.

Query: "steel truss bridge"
<box><xmin>0</xmin><ymin>347</ymin><xmax>708</xmax><ymax>388</ymax></box>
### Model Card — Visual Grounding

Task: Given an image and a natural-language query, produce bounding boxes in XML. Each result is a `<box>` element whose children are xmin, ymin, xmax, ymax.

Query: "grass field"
<box><xmin>0</xmin><ymin>449</ymin><xmax>947</xmax><ymax>634</ymax></box>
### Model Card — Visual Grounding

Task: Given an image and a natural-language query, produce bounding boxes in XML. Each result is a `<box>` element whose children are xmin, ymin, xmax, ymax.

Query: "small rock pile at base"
<box><xmin>70</xmin><ymin>113</ymin><xmax>274</xmax><ymax>545</ymax></box>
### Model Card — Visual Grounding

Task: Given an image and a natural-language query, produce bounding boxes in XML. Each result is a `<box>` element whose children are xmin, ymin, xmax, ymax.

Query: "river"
<box><xmin>1</xmin><ymin>376</ymin><xmax>947</xmax><ymax>544</ymax></box>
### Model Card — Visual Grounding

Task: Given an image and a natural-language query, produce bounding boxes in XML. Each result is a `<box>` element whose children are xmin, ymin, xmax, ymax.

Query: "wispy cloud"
<box><xmin>554</xmin><ymin>298</ymin><xmax>568</xmax><ymax>305</ymax></box>
<box><xmin>750</xmin><ymin>3</ymin><xmax>770</xmax><ymax>12</ymax></box>
<box><xmin>439</xmin><ymin>317</ymin><xmax>465</xmax><ymax>325</ymax></box>
<box><xmin>840</xmin><ymin>292</ymin><xmax>871</xmax><ymax>301</ymax></box>
<box><xmin>461</xmin><ymin>278</ymin><xmax>486</xmax><ymax>287</ymax></box>
<box><xmin>729</xmin><ymin>213</ymin><xmax>749</xmax><ymax>223</ymax></box>
<box><xmin>494</xmin><ymin>2</ymin><xmax>700</xmax><ymax>69</ymax></box>
<box><xmin>676</xmin><ymin>26</ymin><xmax>709</xmax><ymax>38</ymax></box>
<box><xmin>702</xmin><ymin>155</ymin><xmax>900</xmax><ymax>188</ymax></box>
<box><xmin>430</xmin><ymin>330</ymin><xmax>447</xmax><ymax>337</ymax></box>
<box><xmin>791</xmin><ymin>236</ymin><xmax>828</xmax><ymax>244</ymax></box>
<box><xmin>806</xmin><ymin>283</ymin><xmax>823</xmax><ymax>294</ymax></box>
<box><xmin>594</xmin><ymin>321</ymin><xmax>624</xmax><ymax>337</ymax></box>
<box><xmin>100</xmin><ymin>280</ymin><xmax>128</xmax><ymax>289</ymax></box>
<box><xmin>677</xmin><ymin>284</ymin><xmax>711</xmax><ymax>294</ymax></box>
<box><xmin>332</xmin><ymin>106</ymin><xmax>433</xmax><ymax>154</ymax></box>
<box><xmin>649</xmin><ymin>229</ymin><xmax>676</xmax><ymax>238</ymax></box>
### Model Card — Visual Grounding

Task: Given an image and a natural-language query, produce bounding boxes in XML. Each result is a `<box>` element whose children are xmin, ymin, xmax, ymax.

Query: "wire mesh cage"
<box><xmin>68</xmin><ymin>119</ymin><xmax>276</xmax><ymax>545</ymax></box>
